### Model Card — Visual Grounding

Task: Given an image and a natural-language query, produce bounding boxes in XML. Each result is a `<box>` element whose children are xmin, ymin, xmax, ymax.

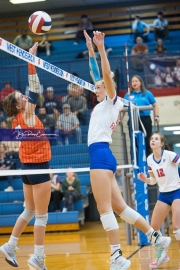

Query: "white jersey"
<box><xmin>88</xmin><ymin>95</ymin><xmax>124</xmax><ymax>146</ymax></box>
<box><xmin>147</xmin><ymin>150</ymin><xmax>180</xmax><ymax>192</ymax></box>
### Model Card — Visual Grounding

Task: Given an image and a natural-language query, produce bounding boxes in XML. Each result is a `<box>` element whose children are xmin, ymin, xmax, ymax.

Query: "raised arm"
<box><xmin>93</xmin><ymin>31</ymin><xmax>115</xmax><ymax>99</ymax></box>
<box><xmin>84</xmin><ymin>30</ymin><xmax>100</xmax><ymax>84</ymax></box>
<box><xmin>24</xmin><ymin>42</ymin><xmax>40</xmax><ymax>119</ymax></box>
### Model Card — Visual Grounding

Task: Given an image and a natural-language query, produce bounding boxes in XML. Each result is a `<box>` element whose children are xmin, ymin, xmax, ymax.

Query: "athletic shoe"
<box><xmin>110</xmin><ymin>254</ymin><xmax>131</xmax><ymax>270</ymax></box>
<box><xmin>0</xmin><ymin>243</ymin><xmax>19</xmax><ymax>267</ymax></box>
<box><xmin>153</xmin><ymin>236</ymin><xmax>171</xmax><ymax>267</ymax></box>
<box><xmin>28</xmin><ymin>254</ymin><xmax>47</xmax><ymax>270</ymax></box>
<box><xmin>149</xmin><ymin>254</ymin><xmax>170</xmax><ymax>269</ymax></box>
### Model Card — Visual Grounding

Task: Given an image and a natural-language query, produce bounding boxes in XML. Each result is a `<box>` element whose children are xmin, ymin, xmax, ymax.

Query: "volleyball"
<box><xmin>28</xmin><ymin>11</ymin><xmax>52</xmax><ymax>35</ymax></box>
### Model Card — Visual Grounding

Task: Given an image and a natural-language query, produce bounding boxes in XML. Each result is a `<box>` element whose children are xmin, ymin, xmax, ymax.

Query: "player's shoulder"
<box><xmin>164</xmin><ymin>149</ymin><xmax>176</xmax><ymax>157</ymax></box>
<box><xmin>106</xmin><ymin>95</ymin><xmax>124</xmax><ymax>108</ymax></box>
<box><xmin>12</xmin><ymin>112</ymin><xmax>21</xmax><ymax>122</ymax></box>
<box><xmin>164</xmin><ymin>149</ymin><xmax>174</xmax><ymax>155</ymax></box>
<box><xmin>147</xmin><ymin>153</ymin><xmax>153</xmax><ymax>162</ymax></box>
<box><xmin>116</xmin><ymin>96</ymin><xmax>125</xmax><ymax>107</ymax></box>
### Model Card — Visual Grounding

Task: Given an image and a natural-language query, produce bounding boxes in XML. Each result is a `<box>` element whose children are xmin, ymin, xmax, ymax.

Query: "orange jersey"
<box><xmin>12</xmin><ymin>112</ymin><xmax>51</xmax><ymax>163</ymax></box>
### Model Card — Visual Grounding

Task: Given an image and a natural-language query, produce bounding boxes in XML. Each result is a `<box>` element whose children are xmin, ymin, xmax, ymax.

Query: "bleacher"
<box><xmin>0</xmin><ymin>144</ymin><xmax>91</xmax><ymax>234</ymax></box>
<box><xmin>1</xmin><ymin>34</ymin><xmax>180</xmax><ymax>93</ymax></box>
<box><xmin>0</xmin><ymin>2</ymin><xmax>180</xmax><ymax>42</ymax></box>
<box><xmin>0</xmin><ymin>2</ymin><xmax>180</xmax><ymax>233</ymax></box>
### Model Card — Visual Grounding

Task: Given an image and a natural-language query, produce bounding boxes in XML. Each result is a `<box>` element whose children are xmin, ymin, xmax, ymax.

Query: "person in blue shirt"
<box><xmin>132</xmin><ymin>16</ymin><xmax>150</xmax><ymax>43</ymax></box>
<box><xmin>153</xmin><ymin>12</ymin><xmax>169</xmax><ymax>41</ymax></box>
<box><xmin>123</xmin><ymin>75</ymin><xmax>160</xmax><ymax>156</ymax></box>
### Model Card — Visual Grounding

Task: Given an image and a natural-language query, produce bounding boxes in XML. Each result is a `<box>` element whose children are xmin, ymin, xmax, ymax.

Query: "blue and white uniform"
<box><xmin>148</xmin><ymin>150</ymin><xmax>180</xmax><ymax>205</ymax></box>
<box><xmin>88</xmin><ymin>94</ymin><xmax>124</xmax><ymax>173</ymax></box>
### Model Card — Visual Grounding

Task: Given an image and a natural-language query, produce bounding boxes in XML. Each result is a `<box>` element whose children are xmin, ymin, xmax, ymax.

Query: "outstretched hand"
<box><xmin>29</xmin><ymin>42</ymin><xmax>38</xmax><ymax>55</ymax></box>
<box><xmin>93</xmin><ymin>31</ymin><xmax>105</xmax><ymax>50</ymax></box>
<box><xmin>137</xmin><ymin>172</ymin><xmax>147</xmax><ymax>182</ymax></box>
<box><xmin>84</xmin><ymin>30</ymin><xmax>93</xmax><ymax>50</ymax></box>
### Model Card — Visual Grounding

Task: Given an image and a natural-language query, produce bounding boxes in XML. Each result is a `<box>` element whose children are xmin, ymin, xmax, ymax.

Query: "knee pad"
<box><xmin>35</xmin><ymin>213</ymin><xmax>48</xmax><ymax>227</ymax></box>
<box><xmin>120</xmin><ymin>206</ymin><xmax>140</xmax><ymax>225</ymax></box>
<box><xmin>173</xmin><ymin>229</ymin><xmax>180</xmax><ymax>240</ymax></box>
<box><xmin>100</xmin><ymin>211</ymin><xmax>119</xmax><ymax>232</ymax></box>
<box><xmin>20</xmin><ymin>208</ymin><xmax>35</xmax><ymax>223</ymax></box>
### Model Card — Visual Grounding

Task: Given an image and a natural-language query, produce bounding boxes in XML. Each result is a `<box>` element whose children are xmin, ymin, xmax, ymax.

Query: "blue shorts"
<box><xmin>158</xmin><ymin>189</ymin><xmax>180</xmax><ymax>206</ymax></box>
<box><xmin>21</xmin><ymin>162</ymin><xmax>50</xmax><ymax>185</ymax></box>
<box><xmin>88</xmin><ymin>142</ymin><xmax>117</xmax><ymax>173</ymax></box>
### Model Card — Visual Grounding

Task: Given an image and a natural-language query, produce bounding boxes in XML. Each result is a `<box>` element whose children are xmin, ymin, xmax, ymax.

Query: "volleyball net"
<box><xmin>0</xmin><ymin>37</ymin><xmax>135</xmax><ymax>177</ymax></box>
<box><xmin>0</xmin><ymin>38</ymin><xmax>159</xmax><ymax>246</ymax></box>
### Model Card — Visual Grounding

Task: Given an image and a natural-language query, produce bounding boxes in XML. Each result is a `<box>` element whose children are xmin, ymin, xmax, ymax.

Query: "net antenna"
<box><xmin>125</xmin><ymin>43</ymin><xmax>130</xmax><ymax>95</ymax></box>
<box><xmin>124</xmin><ymin>43</ymin><xmax>138</xmax><ymax>168</ymax></box>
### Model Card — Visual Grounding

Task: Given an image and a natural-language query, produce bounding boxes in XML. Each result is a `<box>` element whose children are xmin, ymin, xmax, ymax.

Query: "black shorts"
<box><xmin>21</xmin><ymin>162</ymin><xmax>50</xmax><ymax>185</ymax></box>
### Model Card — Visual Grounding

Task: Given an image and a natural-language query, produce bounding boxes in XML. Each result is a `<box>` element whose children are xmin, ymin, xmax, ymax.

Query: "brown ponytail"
<box><xmin>163</xmin><ymin>136</ymin><xmax>170</xmax><ymax>150</ymax></box>
<box><xmin>3</xmin><ymin>92</ymin><xmax>19</xmax><ymax>117</ymax></box>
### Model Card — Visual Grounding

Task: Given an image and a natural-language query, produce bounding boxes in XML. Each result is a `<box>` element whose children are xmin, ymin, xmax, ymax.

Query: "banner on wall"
<box><xmin>143</xmin><ymin>56</ymin><xmax>180</xmax><ymax>89</ymax></box>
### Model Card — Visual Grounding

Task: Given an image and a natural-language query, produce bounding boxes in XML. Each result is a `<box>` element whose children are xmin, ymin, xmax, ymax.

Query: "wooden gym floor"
<box><xmin>0</xmin><ymin>219</ymin><xmax>179</xmax><ymax>270</ymax></box>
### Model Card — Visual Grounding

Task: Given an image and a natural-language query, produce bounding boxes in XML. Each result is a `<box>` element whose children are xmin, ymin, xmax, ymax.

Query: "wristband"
<box><xmin>28</xmin><ymin>91</ymin><xmax>38</xmax><ymax>105</ymax></box>
<box><xmin>89</xmin><ymin>56</ymin><xmax>100</xmax><ymax>82</ymax></box>
<box><xmin>149</xmin><ymin>177</ymin><xmax>157</xmax><ymax>185</ymax></box>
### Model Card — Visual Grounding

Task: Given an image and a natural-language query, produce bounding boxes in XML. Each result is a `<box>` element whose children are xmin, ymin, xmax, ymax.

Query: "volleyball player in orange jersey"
<box><xmin>0</xmin><ymin>43</ymin><xmax>51</xmax><ymax>270</ymax></box>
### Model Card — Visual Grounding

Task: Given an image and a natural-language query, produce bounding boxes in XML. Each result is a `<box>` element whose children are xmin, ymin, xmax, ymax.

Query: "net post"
<box><xmin>130</xmin><ymin>105</ymin><xmax>151</xmax><ymax>246</ymax></box>
<box><xmin>118</xmin><ymin>120</ymin><xmax>132</xmax><ymax>245</ymax></box>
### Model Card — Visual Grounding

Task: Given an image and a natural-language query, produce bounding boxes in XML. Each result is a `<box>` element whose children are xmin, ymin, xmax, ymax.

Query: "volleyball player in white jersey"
<box><xmin>84</xmin><ymin>30</ymin><xmax>171</xmax><ymax>270</ymax></box>
<box><xmin>138</xmin><ymin>132</ymin><xmax>180</xmax><ymax>269</ymax></box>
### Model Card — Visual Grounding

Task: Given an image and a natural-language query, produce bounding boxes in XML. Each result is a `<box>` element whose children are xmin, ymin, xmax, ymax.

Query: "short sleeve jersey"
<box><xmin>147</xmin><ymin>150</ymin><xmax>180</xmax><ymax>192</ymax></box>
<box><xmin>88</xmin><ymin>95</ymin><xmax>124</xmax><ymax>146</ymax></box>
<box><xmin>132</xmin><ymin>21</ymin><xmax>147</xmax><ymax>33</ymax></box>
<box><xmin>124</xmin><ymin>90</ymin><xmax>156</xmax><ymax>116</ymax></box>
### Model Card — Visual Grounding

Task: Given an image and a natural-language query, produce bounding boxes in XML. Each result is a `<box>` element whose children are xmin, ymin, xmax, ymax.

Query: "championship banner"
<box><xmin>134</xmin><ymin>132</ymin><xmax>150</xmax><ymax>246</ymax></box>
<box><xmin>144</xmin><ymin>56</ymin><xmax>180</xmax><ymax>89</ymax></box>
